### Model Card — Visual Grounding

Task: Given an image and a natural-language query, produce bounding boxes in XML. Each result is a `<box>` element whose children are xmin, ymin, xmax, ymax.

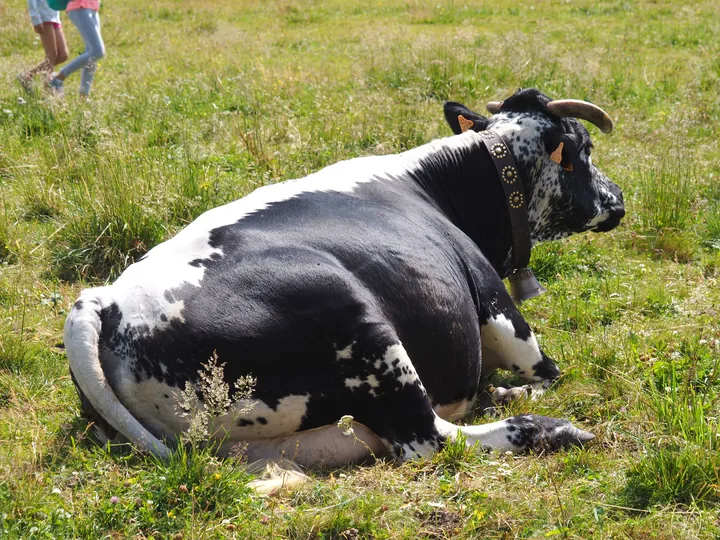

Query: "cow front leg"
<box><xmin>480</xmin><ymin>305</ymin><xmax>560</xmax><ymax>389</ymax></box>
<box><xmin>342</xmin><ymin>337</ymin><xmax>590</xmax><ymax>461</ymax></box>
<box><xmin>435</xmin><ymin>414</ymin><xmax>595</xmax><ymax>454</ymax></box>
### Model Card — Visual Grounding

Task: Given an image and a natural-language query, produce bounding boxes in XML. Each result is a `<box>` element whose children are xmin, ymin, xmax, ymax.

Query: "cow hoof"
<box><xmin>506</xmin><ymin>414</ymin><xmax>595</xmax><ymax>452</ymax></box>
<box><xmin>489</xmin><ymin>384</ymin><xmax>534</xmax><ymax>406</ymax></box>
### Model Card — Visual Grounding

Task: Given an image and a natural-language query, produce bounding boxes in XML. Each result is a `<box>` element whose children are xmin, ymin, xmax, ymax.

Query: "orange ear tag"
<box><xmin>550</xmin><ymin>142</ymin><xmax>574</xmax><ymax>171</ymax></box>
<box><xmin>550</xmin><ymin>142</ymin><xmax>564</xmax><ymax>164</ymax></box>
<box><xmin>458</xmin><ymin>115</ymin><xmax>474</xmax><ymax>133</ymax></box>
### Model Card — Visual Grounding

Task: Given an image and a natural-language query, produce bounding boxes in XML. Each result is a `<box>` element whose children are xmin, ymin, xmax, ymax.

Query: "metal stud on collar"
<box><xmin>501</xmin><ymin>165</ymin><xmax>518</xmax><ymax>184</ymax></box>
<box><xmin>490</xmin><ymin>143</ymin><xmax>508</xmax><ymax>159</ymax></box>
<box><xmin>508</xmin><ymin>191</ymin><xmax>524</xmax><ymax>209</ymax></box>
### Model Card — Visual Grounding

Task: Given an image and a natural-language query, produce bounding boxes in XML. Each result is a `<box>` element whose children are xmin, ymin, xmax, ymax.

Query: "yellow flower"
<box><xmin>214</xmin><ymin>473</ymin><xmax>221</xmax><ymax>481</ymax></box>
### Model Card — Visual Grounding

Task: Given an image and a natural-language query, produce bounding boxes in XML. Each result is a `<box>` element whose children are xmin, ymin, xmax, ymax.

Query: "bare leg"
<box><xmin>54</xmin><ymin>26</ymin><xmax>69</xmax><ymax>66</ymax></box>
<box><xmin>24</xmin><ymin>25</ymin><xmax>58</xmax><ymax>79</ymax></box>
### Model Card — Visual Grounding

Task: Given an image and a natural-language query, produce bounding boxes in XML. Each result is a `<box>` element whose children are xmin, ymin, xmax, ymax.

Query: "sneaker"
<box><xmin>48</xmin><ymin>77</ymin><xmax>64</xmax><ymax>95</ymax></box>
<box><xmin>16</xmin><ymin>72</ymin><xmax>33</xmax><ymax>93</ymax></box>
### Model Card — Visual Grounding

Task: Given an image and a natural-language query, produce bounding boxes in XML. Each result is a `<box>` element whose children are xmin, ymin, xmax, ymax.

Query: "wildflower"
<box><xmin>110</xmin><ymin>496</ymin><xmax>119</xmax><ymax>504</ymax></box>
<box><xmin>337</xmin><ymin>415</ymin><xmax>355</xmax><ymax>436</ymax></box>
<box><xmin>214</xmin><ymin>473</ymin><xmax>221</xmax><ymax>481</ymax></box>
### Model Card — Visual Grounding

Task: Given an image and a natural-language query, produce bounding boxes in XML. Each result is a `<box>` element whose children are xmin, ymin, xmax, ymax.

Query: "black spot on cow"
<box><xmin>505</xmin><ymin>415</ymin><xmax>538</xmax><ymax>447</ymax></box>
<box><xmin>237</xmin><ymin>419</ymin><xmax>255</xmax><ymax>427</ymax></box>
<box><xmin>532</xmin><ymin>353</ymin><xmax>561</xmax><ymax>381</ymax></box>
<box><xmin>256</xmin><ymin>417</ymin><xmax>268</xmax><ymax>425</ymax></box>
<box><xmin>74</xmin><ymin>300</ymin><xmax>83</xmax><ymax>310</ymax></box>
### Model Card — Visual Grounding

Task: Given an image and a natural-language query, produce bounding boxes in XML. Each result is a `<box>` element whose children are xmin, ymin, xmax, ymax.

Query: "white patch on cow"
<box><xmin>381</xmin><ymin>343</ymin><xmax>424</xmax><ymax>388</ymax></box>
<box><xmin>344</xmin><ymin>377</ymin><xmax>362</xmax><ymax>389</ymax></box>
<box><xmin>481</xmin><ymin>314</ymin><xmax>544</xmax><ymax>382</ymax></box>
<box><xmin>163</xmin><ymin>299</ymin><xmax>185</xmax><ymax>323</ymax></box>
<box><xmin>108</xmin><ymin>358</ymin><xmax>312</xmax><ymax>446</ymax></box>
<box><xmin>344</xmin><ymin>374</ymin><xmax>381</xmax><ymax>395</ymax></box>
<box><xmin>112</xmin><ymin>375</ymin><xmax>188</xmax><ymax>441</ymax></box>
<box><xmin>336</xmin><ymin>343</ymin><xmax>354</xmax><ymax>360</ymax></box>
<box><xmin>399</xmin><ymin>439</ymin><xmax>438</xmax><ymax>460</ymax></box>
<box><xmin>220</xmin><ymin>394</ymin><xmax>310</xmax><ymax>440</ymax></box>
<box><xmin>586</xmin><ymin>210</ymin><xmax>611</xmax><ymax>228</ymax></box>
<box><xmin>486</xmin><ymin>112</ymin><xmax>551</xmax><ymax>165</ymax></box>
<box><xmin>434</xmin><ymin>397</ymin><xmax>476</xmax><ymax>421</ymax></box>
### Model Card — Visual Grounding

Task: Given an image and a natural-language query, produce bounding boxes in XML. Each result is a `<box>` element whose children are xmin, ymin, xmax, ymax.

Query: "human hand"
<box><xmin>34</xmin><ymin>24</ymin><xmax>43</xmax><ymax>34</ymax></box>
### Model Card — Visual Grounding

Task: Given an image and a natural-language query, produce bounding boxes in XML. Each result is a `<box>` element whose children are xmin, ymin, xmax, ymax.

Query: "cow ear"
<box><xmin>444</xmin><ymin>102</ymin><xmax>489</xmax><ymax>134</ymax></box>
<box><xmin>544</xmin><ymin>132</ymin><xmax>575</xmax><ymax>172</ymax></box>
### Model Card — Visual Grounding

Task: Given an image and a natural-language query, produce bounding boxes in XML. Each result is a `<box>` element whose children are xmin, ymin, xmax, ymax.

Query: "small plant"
<box><xmin>432</xmin><ymin>430</ymin><xmax>480</xmax><ymax>475</ymax></box>
<box><xmin>176</xmin><ymin>351</ymin><xmax>257</xmax><ymax>447</ymax></box>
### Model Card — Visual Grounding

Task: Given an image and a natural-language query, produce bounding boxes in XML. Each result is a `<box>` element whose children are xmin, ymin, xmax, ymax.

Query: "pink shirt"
<box><xmin>67</xmin><ymin>0</ymin><xmax>99</xmax><ymax>10</ymax></box>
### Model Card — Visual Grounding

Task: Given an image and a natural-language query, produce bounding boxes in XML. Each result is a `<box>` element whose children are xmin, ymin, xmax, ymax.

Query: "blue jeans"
<box><xmin>60</xmin><ymin>8</ymin><xmax>105</xmax><ymax>95</ymax></box>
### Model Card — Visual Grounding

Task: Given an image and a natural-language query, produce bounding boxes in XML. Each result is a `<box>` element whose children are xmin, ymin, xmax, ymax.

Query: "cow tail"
<box><xmin>64</xmin><ymin>297</ymin><xmax>171</xmax><ymax>459</ymax></box>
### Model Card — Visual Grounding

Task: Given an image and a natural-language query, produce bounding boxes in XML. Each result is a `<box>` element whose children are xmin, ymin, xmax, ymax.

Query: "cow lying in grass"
<box><xmin>65</xmin><ymin>89</ymin><xmax>624</xmax><ymax>484</ymax></box>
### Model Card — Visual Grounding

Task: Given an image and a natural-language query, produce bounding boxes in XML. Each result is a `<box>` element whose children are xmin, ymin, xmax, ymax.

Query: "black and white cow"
<box><xmin>65</xmin><ymin>89</ymin><xmax>624</xmax><ymax>469</ymax></box>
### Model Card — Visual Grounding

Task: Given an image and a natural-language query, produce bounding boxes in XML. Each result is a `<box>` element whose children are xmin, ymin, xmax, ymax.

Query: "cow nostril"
<box><xmin>614</xmin><ymin>206</ymin><xmax>625</xmax><ymax>219</ymax></box>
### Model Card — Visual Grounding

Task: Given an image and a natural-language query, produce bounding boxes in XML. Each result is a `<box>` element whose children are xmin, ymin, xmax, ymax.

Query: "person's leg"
<box><xmin>24</xmin><ymin>24</ymin><xmax>58</xmax><ymax>78</ymax></box>
<box><xmin>53</xmin><ymin>9</ymin><xmax>102</xmax><ymax>91</ymax></box>
<box><xmin>54</xmin><ymin>25</ymin><xmax>69</xmax><ymax>66</ymax></box>
<box><xmin>78</xmin><ymin>11</ymin><xmax>104</xmax><ymax>95</ymax></box>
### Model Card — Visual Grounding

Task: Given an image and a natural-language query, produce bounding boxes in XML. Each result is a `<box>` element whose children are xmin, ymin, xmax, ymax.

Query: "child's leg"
<box><xmin>25</xmin><ymin>24</ymin><xmax>58</xmax><ymax>78</ymax></box>
<box><xmin>78</xmin><ymin>11</ymin><xmax>104</xmax><ymax>95</ymax></box>
<box><xmin>56</xmin><ymin>9</ymin><xmax>104</xmax><ymax>95</ymax></box>
<box><xmin>54</xmin><ymin>26</ymin><xmax>69</xmax><ymax>66</ymax></box>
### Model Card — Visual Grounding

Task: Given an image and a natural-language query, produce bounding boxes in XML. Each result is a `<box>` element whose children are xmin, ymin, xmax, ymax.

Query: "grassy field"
<box><xmin>1</xmin><ymin>0</ymin><xmax>720</xmax><ymax>537</ymax></box>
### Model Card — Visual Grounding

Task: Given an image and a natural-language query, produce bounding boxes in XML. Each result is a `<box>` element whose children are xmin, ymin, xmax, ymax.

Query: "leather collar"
<box><xmin>478</xmin><ymin>130</ymin><xmax>531</xmax><ymax>270</ymax></box>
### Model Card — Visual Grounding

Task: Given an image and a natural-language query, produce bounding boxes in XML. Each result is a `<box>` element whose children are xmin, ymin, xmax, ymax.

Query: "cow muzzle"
<box><xmin>590</xmin><ymin>204</ymin><xmax>625</xmax><ymax>232</ymax></box>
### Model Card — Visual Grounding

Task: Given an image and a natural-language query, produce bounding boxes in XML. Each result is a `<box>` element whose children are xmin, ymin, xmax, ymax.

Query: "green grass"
<box><xmin>2</xmin><ymin>0</ymin><xmax>720</xmax><ymax>537</ymax></box>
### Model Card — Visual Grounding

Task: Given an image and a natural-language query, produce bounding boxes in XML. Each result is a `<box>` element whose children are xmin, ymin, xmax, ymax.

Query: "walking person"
<box><xmin>18</xmin><ymin>0</ymin><xmax>69</xmax><ymax>90</ymax></box>
<box><xmin>48</xmin><ymin>0</ymin><xmax>104</xmax><ymax>96</ymax></box>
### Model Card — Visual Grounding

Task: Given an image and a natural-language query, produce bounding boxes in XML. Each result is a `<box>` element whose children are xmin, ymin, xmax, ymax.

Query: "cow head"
<box><xmin>444</xmin><ymin>89</ymin><xmax>625</xmax><ymax>243</ymax></box>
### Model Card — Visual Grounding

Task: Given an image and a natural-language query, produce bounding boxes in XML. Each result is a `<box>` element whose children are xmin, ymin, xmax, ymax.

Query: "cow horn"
<box><xmin>486</xmin><ymin>101</ymin><xmax>503</xmax><ymax>114</ymax></box>
<box><xmin>546</xmin><ymin>99</ymin><xmax>614</xmax><ymax>134</ymax></box>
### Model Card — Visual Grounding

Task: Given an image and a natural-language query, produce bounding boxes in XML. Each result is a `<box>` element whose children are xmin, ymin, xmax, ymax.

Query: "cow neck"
<box><xmin>477</xmin><ymin>130</ymin><xmax>531</xmax><ymax>270</ymax></box>
<box><xmin>405</xmin><ymin>137</ymin><xmax>515</xmax><ymax>278</ymax></box>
